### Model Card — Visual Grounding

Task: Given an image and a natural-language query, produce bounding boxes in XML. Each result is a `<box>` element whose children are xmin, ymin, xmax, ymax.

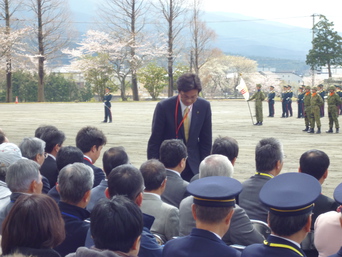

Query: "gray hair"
<box><xmin>199</xmin><ymin>154</ymin><xmax>234</xmax><ymax>179</ymax></box>
<box><xmin>58</xmin><ymin>163</ymin><xmax>94</xmax><ymax>204</ymax></box>
<box><xmin>6</xmin><ymin>159</ymin><xmax>41</xmax><ymax>192</ymax></box>
<box><xmin>19</xmin><ymin>137</ymin><xmax>45</xmax><ymax>160</ymax></box>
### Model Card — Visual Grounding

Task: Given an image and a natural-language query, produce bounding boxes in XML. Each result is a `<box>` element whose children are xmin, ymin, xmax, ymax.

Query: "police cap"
<box><xmin>188</xmin><ymin>176</ymin><xmax>242</xmax><ymax>207</ymax></box>
<box><xmin>259</xmin><ymin>173</ymin><xmax>321</xmax><ymax>216</ymax></box>
<box><xmin>334</xmin><ymin>183</ymin><xmax>342</xmax><ymax>205</ymax></box>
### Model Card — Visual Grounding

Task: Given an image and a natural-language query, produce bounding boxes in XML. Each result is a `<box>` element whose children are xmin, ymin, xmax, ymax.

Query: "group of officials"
<box><xmin>1</xmin><ymin>73</ymin><xmax>342</xmax><ymax>257</ymax></box>
<box><xmin>248</xmin><ymin>83</ymin><xmax>342</xmax><ymax>133</ymax></box>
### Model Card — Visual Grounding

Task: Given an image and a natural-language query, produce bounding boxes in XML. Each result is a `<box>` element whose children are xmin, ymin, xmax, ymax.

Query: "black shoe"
<box><xmin>302</xmin><ymin>127</ymin><xmax>309</xmax><ymax>132</ymax></box>
<box><xmin>308</xmin><ymin>128</ymin><xmax>314</xmax><ymax>133</ymax></box>
<box><xmin>336</xmin><ymin>128</ymin><xmax>340</xmax><ymax>133</ymax></box>
<box><xmin>258</xmin><ymin>122</ymin><xmax>263</xmax><ymax>126</ymax></box>
<box><xmin>254</xmin><ymin>122</ymin><xmax>260</xmax><ymax>125</ymax></box>
<box><xmin>316</xmin><ymin>128</ymin><xmax>321</xmax><ymax>134</ymax></box>
<box><xmin>109</xmin><ymin>121</ymin><xmax>112</xmax><ymax>123</ymax></box>
<box><xmin>326</xmin><ymin>128</ymin><xmax>333</xmax><ymax>133</ymax></box>
<box><xmin>102</xmin><ymin>120</ymin><xmax>107</xmax><ymax>123</ymax></box>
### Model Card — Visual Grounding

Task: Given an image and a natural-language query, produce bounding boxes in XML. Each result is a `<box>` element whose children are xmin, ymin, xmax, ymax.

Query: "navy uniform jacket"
<box><xmin>242</xmin><ymin>235</ymin><xmax>305</xmax><ymax>257</ymax></box>
<box><xmin>83</xmin><ymin>158</ymin><xmax>105</xmax><ymax>188</ymax></box>
<box><xmin>298</xmin><ymin>92</ymin><xmax>305</xmax><ymax>102</ymax></box>
<box><xmin>163</xmin><ymin>228</ymin><xmax>241</xmax><ymax>257</ymax></box>
<box><xmin>103</xmin><ymin>93</ymin><xmax>112</xmax><ymax>107</ymax></box>
<box><xmin>147</xmin><ymin>96</ymin><xmax>212</xmax><ymax>176</ymax></box>
<box><xmin>268</xmin><ymin>91</ymin><xmax>275</xmax><ymax>101</ymax></box>
<box><xmin>54</xmin><ymin>202</ymin><xmax>90</xmax><ymax>257</ymax></box>
<box><xmin>319</xmin><ymin>91</ymin><xmax>325</xmax><ymax>102</ymax></box>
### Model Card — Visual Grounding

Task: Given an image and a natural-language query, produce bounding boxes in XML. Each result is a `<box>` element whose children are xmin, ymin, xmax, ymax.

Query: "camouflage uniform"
<box><xmin>309</xmin><ymin>87</ymin><xmax>324</xmax><ymax>133</ymax></box>
<box><xmin>303</xmin><ymin>86</ymin><xmax>311</xmax><ymax>131</ymax></box>
<box><xmin>249</xmin><ymin>85</ymin><xmax>266</xmax><ymax>125</ymax></box>
<box><xmin>326</xmin><ymin>86</ymin><xmax>342</xmax><ymax>133</ymax></box>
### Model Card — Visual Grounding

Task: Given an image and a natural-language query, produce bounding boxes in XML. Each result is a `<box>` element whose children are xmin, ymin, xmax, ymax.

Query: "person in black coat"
<box><xmin>267</xmin><ymin>86</ymin><xmax>275</xmax><ymax>117</ymax></box>
<box><xmin>147</xmin><ymin>73</ymin><xmax>212</xmax><ymax>181</ymax></box>
<box><xmin>102</xmin><ymin>87</ymin><xmax>112</xmax><ymax>123</ymax></box>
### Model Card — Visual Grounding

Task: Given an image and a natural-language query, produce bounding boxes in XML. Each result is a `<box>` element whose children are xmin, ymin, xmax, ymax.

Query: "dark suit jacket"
<box><xmin>179</xmin><ymin>196</ymin><xmax>264</xmax><ymax>246</ymax></box>
<box><xmin>147</xmin><ymin>96</ymin><xmax>212</xmax><ymax>176</ymax></box>
<box><xmin>242</xmin><ymin>235</ymin><xmax>305</xmax><ymax>257</ymax></box>
<box><xmin>40</xmin><ymin>155</ymin><xmax>59</xmax><ymax>188</ymax></box>
<box><xmin>82</xmin><ymin>159</ymin><xmax>105</xmax><ymax>188</ymax></box>
<box><xmin>161</xmin><ymin>169</ymin><xmax>189</xmax><ymax>208</ymax></box>
<box><xmin>239</xmin><ymin>173</ymin><xmax>272</xmax><ymax>223</ymax></box>
<box><xmin>312</xmin><ymin>194</ymin><xmax>338</xmax><ymax>229</ymax></box>
<box><xmin>163</xmin><ymin>228</ymin><xmax>241</xmax><ymax>257</ymax></box>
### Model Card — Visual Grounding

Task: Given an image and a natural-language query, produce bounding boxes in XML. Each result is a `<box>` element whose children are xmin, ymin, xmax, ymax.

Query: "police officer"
<box><xmin>267</xmin><ymin>86</ymin><xmax>275</xmax><ymax>117</ymax></box>
<box><xmin>297</xmin><ymin>86</ymin><xmax>305</xmax><ymax>118</ymax></box>
<box><xmin>281</xmin><ymin>86</ymin><xmax>288</xmax><ymax>118</ymax></box>
<box><xmin>336</xmin><ymin>85</ymin><xmax>342</xmax><ymax>115</ymax></box>
<box><xmin>241</xmin><ymin>172</ymin><xmax>321</xmax><ymax>257</ymax></box>
<box><xmin>287</xmin><ymin>85</ymin><xmax>293</xmax><ymax>117</ymax></box>
<box><xmin>309</xmin><ymin>87</ymin><xmax>324</xmax><ymax>134</ymax></box>
<box><xmin>248</xmin><ymin>84</ymin><xmax>266</xmax><ymax>125</ymax></box>
<box><xmin>102</xmin><ymin>87</ymin><xmax>112</xmax><ymax>123</ymax></box>
<box><xmin>302</xmin><ymin>86</ymin><xmax>311</xmax><ymax>132</ymax></box>
<box><xmin>326</xmin><ymin>86</ymin><xmax>342</xmax><ymax>133</ymax></box>
<box><xmin>317</xmin><ymin>84</ymin><xmax>325</xmax><ymax>117</ymax></box>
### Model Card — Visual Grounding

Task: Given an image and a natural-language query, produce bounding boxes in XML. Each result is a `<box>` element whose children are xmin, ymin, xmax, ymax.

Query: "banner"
<box><xmin>236</xmin><ymin>77</ymin><xmax>249</xmax><ymax>100</ymax></box>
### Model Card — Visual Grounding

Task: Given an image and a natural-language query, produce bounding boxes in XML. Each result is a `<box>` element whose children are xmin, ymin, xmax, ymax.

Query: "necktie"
<box><xmin>184</xmin><ymin>107</ymin><xmax>190</xmax><ymax>142</ymax></box>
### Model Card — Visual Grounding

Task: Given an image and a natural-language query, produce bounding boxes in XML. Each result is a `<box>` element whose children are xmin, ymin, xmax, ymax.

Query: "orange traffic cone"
<box><xmin>15</xmin><ymin>96</ymin><xmax>18</xmax><ymax>104</ymax></box>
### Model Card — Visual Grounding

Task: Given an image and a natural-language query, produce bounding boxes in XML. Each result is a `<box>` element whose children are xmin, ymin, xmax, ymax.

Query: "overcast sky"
<box><xmin>202</xmin><ymin>0</ymin><xmax>342</xmax><ymax>32</ymax></box>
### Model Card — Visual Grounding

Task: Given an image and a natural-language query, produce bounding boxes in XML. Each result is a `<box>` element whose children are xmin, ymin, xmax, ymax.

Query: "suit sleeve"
<box><xmin>164</xmin><ymin>207</ymin><xmax>180</xmax><ymax>241</ymax></box>
<box><xmin>199</xmin><ymin>102</ymin><xmax>212</xmax><ymax>160</ymax></box>
<box><xmin>147</xmin><ymin>102</ymin><xmax>166</xmax><ymax>159</ymax></box>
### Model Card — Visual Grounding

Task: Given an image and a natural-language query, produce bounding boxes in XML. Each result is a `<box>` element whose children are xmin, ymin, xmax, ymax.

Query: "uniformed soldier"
<box><xmin>267</xmin><ymin>86</ymin><xmax>275</xmax><ymax>117</ymax></box>
<box><xmin>336</xmin><ymin>85</ymin><xmax>342</xmax><ymax>115</ymax></box>
<box><xmin>302</xmin><ymin>86</ymin><xmax>311</xmax><ymax>132</ymax></box>
<box><xmin>281</xmin><ymin>86</ymin><xmax>288</xmax><ymax>118</ymax></box>
<box><xmin>317</xmin><ymin>84</ymin><xmax>325</xmax><ymax>117</ymax></box>
<box><xmin>248</xmin><ymin>84</ymin><xmax>266</xmax><ymax>125</ymax></box>
<box><xmin>287</xmin><ymin>85</ymin><xmax>293</xmax><ymax>117</ymax></box>
<box><xmin>309</xmin><ymin>87</ymin><xmax>324</xmax><ymax>134</ymax></box>
<box><xmin>297</xmin><ymin>86</ymin><xmax>305</xmax><ymax>118</ymax></box>
<box><xmin>326</xmin><ymin>86</ymin><xmax>342</xmax><ymax>133</ymax></box>
<box><xmin>102</xmin><ymin>87</ymin><xmax>112</xmax><ymax>123</ymax></box>
<box><xmin>241</xmin><ymin>172</ymin><xmax>321</xmax><ymax>257</ymax></box>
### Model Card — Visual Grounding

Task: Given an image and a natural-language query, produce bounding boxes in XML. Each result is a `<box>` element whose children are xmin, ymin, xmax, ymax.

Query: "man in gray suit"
<box><xmin>140</xmin><ymin>159</ymin><xmax>179</xmax><ymax>243</ymax></box>
<box><xmin>87</xmin><ymin>147</ymin><xmax>129</xmax><ymax>212</ymax></box>
<box><xmin>159</xmin><ymin>139</ymin><xmax>189</xmax><ymax>208</ymax></box>
<box><xmin>238</xmin><ymin>138</ymin><xmax>284</xmax><ymax>223</ymax></box>
<box><xmin>179</xmin><ymin>154</ymin><xmax>264</xmax><ymax>246</ymax></box>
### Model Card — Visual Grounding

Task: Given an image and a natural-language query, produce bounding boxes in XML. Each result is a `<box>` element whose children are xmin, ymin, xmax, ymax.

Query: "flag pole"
<box><xmin>235</xmin><ymin>74</ymin><xmax>254</xmax><ymax>125</ymax></box>
<box><xmin>247</xmin><ymin>101</ymin><xmax>254</xmax><ymax>125</ymax></box>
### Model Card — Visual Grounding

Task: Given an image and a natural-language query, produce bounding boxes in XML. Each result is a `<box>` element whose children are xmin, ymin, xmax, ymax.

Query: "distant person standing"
<box><xmin>286</xmin><ymin>85</ymin><xmax>293</xmax><ymax>117</ymax></box>
<box><xmin>318</xmin><ymin>84</ymin><xmax>325</xmax><ymax>117</ymax></box>
<box><xmin>297</xmin><ymin>86</ymin><xmax>305</xmax><ymax>118</ymax></box>
<box><xmin>248</xmin><ymin>84</ymin><xmax>265</xmax><ymax>125</ymax></box>
<box><xmin>336</xmin><ymin>85</ymin><xmax>342</xmax><ymax>115</ymax></box>
<box><xmin>102</xmin><ymin>87</ymin><xmax>112</xmax><ymax>123</ymax></box>
<box><xmin>303</xmin><ymin>86</ymin><xmax>312</xmax><ymax>132</ymax></box>
<box><xmin>281</xmin><ymin>85</ymin><xmax>288</xmax><ymax>118</ymax></box>
<box><xmin>267</xmin><ymin>86</ymin><xmax>275</xmax><ymax>117</ymax></box>
<box><xmin>308</xmin><ymin>87</ymin><xmax>323</xmax><ymax>134</ymax></box>
<box><xmin>326</xmin><ymin>86</ymin><xmax>342</xmax><ymax>133</ymax></box>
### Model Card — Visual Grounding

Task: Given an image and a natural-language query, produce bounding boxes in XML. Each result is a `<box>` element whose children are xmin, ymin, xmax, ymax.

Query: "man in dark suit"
<box><xmin>76</xmin><ymin>126</ymin><xmax>107</xmax><ymax>187</ymax></box>
<box><xmin>147</xmin><ymin>73</ymin><xmax>212</xmax><ymax>181</ymax></box>
<box><xmin>238</xmin><ymin>138</ymin><xmax>284</xmax><ymax>223</ymax></box>
<box><xmin>163</xmin><ymin>176</ymin><xmax>242</xmax><ymax>257</ymax></box>
<box><xmin>299</xmin><ymin>149</ymin><xmax>339</xmax><ymax>257</ymax></box>
<box><xmin>242</xmin><ymin>173</ymin><xmax>321</xmax><ymax>257</ymax></box>
<box><xmin>159</xmin><ymin>139</ymin><xmax>189</xmax><ymax>208</ymax></box>
<box><xmin>38</xmin><ymin>127</ymin><xmax>65</xmax><ymax>188</ymax></box>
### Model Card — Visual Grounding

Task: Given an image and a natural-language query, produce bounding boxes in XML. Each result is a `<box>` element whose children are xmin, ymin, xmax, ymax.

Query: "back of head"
<box><xmin>269</xmin><ymin>212</ymin><xmax>311</xmax><ymax>237</ymax></box>
<box><xmin>1</xmin><ymin>194</ymin><xmax>65</xmax><ymax>255</ymax></box>
<box><xmin>91</xmin><ymin>196</ymin><xmax>143</xmax><ymax>253</ymax></box>
<box><xmin>39</xmin><ymin>129</ymin><xmax>65</xmax><ymax>153</ymax></box>
<box><xmin>107</xmin><ymin>164</ymin><xmax>144</xmax><ymax>200</ymax></box>
<box><xmin>159</xmin><ymin>139</ymin><xmax>187</xmax><ymax>169</ymax></box>
<box><xmin>6</xmin><ymin>159</ymin><xmax>40</xmax><ymax>193</ymax></box>
<box><xmin>140</xmin><ymin>159</ymin><xmax>166</xmax><ymax>191</ymax></box>
<box><xmin>19</xmin><ymin>137</ymin><xmax>45</xmax><ymax>160</ymax></box>
<box><xmin>177</xmin><ymin>73</ymin><xmax>202</xmax><ymax>93</ymax></box>
<box><xmin>211</xmin><ymin>136</ymin><xmax>239</xmax><ymax>162</ymax></box>
<box><xmin>56</xmin><ymin>146</ymin><xmax>84</xmax><ymax>171</ymax></box>
<box><xmin>58</xmin><ymin>163</ymin><xmax>94</xmax><ymax>204</ymax></box>
<box><xmin>0</xmin><ymin>130</ymin><xmax>7</xmax><ymax>144</ymax></box>
<box><xmin>102</xmin><ymin>147</ymin><xmax>129</xmax><ymax>176</ymax></box>
<box><xmin>76</xmin><ymin>126</ymin><xmax>107</xmax><ymax>153</ymax></box>
<box><xmin>199</xmin><ymin>154</ymin><xmax>234</xmax><ymax>179</ymax></box>
<box><xmin>255</xmin><ymin>138</ymin><xmax>283</xmax><ymax>173</ymax></box>
<box><xmin>0</xmin><ymin>143</ymin><xmax>22</xmax><ymax>182</ymax></box>
<box><xmin>34</xmin><ymin>125</ymin><xmax>58</xmax><ymax>138</ymax></box>
<box><xmin>299</xmin><ymin>149</ymin><xmax>330</xmax><ymax>180</ymax></box>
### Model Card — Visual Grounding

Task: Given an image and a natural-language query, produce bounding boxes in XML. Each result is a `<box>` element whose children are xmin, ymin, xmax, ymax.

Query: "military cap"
<box><xmin>0</xmin><ymin>143</ymin><xmax>23</xmax><ymax>167</ymax></box>
<box><xmin>259</xmin><ymin>172</ymin><xmax>321</xmax><ymax>216</ymax></box>
<box><xmin>305</xmin><ymin>86</ymin><xmax>311</xmax><ymax>90</ymax></box>
<box><xmin>329</xmin><ymin>85</ymin><xmax>336</xmax><ymax>91</ymax></box>
<box><xmin>187</xmin><ymin>176</ymin><xmax>242</xmax><ymax>207</ymax></box>
<box><xmin>318</xmin><ymin>84</ymin><xmax>323</xmax><ymax>88</ymax></box>
<box><xmin>301</xmin><ymin>85</ymin><xmax>306</xmax><ymax>88</ymax></box>
<box><xmin>288</xmin><ymin>85</ymin><xmax>292</xmax><ymax>88</ymax></box>
<box><xmin>256</xmin><ymin>84</ymin><xmax>262</xmax><ymax>88</ymax></box>
<box><xmin>312</xmin><ymin>86</ymin><xmax>318</xmax><ymax>91</ymax></box>
<box><xmin>106</xmin><ymin>87</ymin><xmax>111</xmax><ymax>90</ymax></box>
<box><xmin>270</xmin><ymin>86</ymin><xmax>274</xmax><ymax>88</ymax></box>
<box><xmin>334</xmin><ymin>183</ymin><xmax>342</xmax><ymax>205</ymax></box>
<box><xmin>335</xmin><ymin>85</ymin><xmax>341</xmax><ymax>89</ymax></box>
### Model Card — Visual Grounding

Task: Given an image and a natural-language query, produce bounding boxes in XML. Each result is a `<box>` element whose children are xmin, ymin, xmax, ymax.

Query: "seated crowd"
<box><xmin>0</xmin><ymin>126</ymin><xmax>341</xmax><ymax>257</ymax></box>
